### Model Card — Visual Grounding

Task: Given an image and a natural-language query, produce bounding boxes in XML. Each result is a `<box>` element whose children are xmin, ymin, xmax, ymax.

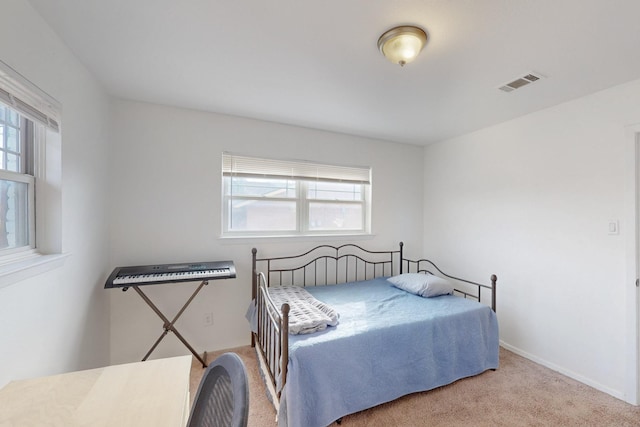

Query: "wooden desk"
<box><xmin>0</xmin><ymin>355</ymin><xmax>192</xmax><ymax>427</ymax></box>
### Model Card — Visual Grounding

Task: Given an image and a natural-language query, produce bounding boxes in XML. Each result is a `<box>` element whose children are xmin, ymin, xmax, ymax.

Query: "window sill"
<box><xmin>0</xmin><ymin>252</ymin><xmax>70</xmax><ymax>290</ymax></box>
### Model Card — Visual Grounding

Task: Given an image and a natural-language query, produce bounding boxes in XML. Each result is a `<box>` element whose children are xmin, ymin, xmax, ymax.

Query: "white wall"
<box><xmin>108</xmin><ymin>99</ymin><xmax>424</xmax><ymax>364</ymax></box>
<box><xmin>0</xmin><ymin>0</ymin><xmax>111</xmax><ymax>387</ymax></box>
<box><xmin>5</xmin><ymin>0</ymin><xmax>638</xmax><ymax>405</ymax></box>
<box><xmin>423</xmin><ymin>78</ymin><xmax>640</xmax><ymax>403</ymax></box>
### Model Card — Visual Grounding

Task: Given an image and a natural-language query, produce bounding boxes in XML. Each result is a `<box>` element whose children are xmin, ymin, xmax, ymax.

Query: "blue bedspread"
<box><xmin>278</xmin><ymin>277</ymin><xmax>499</xmax><ymax>427</ymax></box>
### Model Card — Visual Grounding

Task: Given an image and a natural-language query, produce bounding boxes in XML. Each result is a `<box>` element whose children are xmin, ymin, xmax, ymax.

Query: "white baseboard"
<box><xmin>499</xmin><ymin>340</ymin><xmax>629</xmax><ymax>403</ymax></box>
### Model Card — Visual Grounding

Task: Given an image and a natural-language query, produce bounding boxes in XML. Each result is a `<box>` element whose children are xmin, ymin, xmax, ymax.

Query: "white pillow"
<box><xmin>388</xmin><ymin>273</ymin><xmax>454</xmax><ymax>298</ymax></box>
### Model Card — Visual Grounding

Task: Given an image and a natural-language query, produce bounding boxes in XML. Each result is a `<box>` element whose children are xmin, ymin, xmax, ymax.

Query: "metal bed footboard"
<box><xmin>254</xmin><ymin>272</ymin><xmax>288</xmax><ymax>400</ymax></box>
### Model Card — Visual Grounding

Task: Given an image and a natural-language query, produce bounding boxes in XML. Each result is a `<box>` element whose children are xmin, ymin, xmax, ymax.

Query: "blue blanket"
<box><xmin>278</xmin><ymin>277</ymin><xmax>499</xmax><ymax>427</ymax></box>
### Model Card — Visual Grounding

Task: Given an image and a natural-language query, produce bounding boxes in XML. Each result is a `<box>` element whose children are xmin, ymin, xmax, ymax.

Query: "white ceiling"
<box><xmin>27</xmin><ymin>0</ymin><xmax>640</xmax><ymax>145</ymax></box>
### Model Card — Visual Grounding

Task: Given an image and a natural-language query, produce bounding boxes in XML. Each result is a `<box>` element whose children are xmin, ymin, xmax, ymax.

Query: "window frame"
<box><xmin>0</xmin><ymin>169</ymin><xmax>35</xmax><ymax>255</ymax></box>
<box><xmin>221</xmin><ymin>154</ymin><xmax>372</xmax><ymax>238</ymax></box>
<box><xmin>0</xmin><ymin>106</ymin><xmax>36</xmax><ymax>255</ymax></box>
<box><xmin>0</xmin><ymin>59</ymin><xmax>66</xmax><ymax>288</ymax></box>
<box><xmin>301</xmin><ymin>181</ymin><xmax>367</xmax><ymax>234</ymax></box>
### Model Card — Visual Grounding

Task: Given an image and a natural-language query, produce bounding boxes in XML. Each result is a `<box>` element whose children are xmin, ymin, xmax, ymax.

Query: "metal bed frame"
<box><xmin>250</xmin><ymin>241</ymin><xmax>497</xmax><ymax>408</ymax></box>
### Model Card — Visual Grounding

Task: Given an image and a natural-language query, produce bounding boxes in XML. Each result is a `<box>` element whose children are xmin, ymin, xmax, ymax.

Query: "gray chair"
<box><xmin>187</xmin><ymin>352</ymin><xmax>249</xmax><ymax>427</ymax></box>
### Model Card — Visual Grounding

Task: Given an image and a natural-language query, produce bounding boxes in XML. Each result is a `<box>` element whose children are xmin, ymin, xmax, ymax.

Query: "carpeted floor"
<box><xmin>190</xmin><ymin>346</ymin><xmax>640</xmax><ymax>427</ymax></box>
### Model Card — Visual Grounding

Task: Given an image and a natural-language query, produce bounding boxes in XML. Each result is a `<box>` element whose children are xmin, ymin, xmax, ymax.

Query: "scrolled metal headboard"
<box><xmin>251</xmin><ymin>242</ymin><xmax>404</xmax><ymax>294</ymax></box>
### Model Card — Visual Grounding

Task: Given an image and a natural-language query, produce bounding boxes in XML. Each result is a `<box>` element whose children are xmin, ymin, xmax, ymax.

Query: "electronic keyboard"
<box><xmin>104</xmin><ymin>260</ymin><xmax>236</xmax><ymax>288</ymax></box>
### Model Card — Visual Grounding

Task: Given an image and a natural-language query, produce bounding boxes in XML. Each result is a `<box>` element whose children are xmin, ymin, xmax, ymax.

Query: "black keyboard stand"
<box><xmin>126</xmin><ymin>279</ymin><xmax>210</xmax><ymax>368</ymax></box>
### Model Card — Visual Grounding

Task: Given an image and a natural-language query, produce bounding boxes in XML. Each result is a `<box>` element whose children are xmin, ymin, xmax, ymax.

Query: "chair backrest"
<box><xmin>187</xmin><ymin>352</ymin><xmax>249</xmax><ymax>427</ymax></box>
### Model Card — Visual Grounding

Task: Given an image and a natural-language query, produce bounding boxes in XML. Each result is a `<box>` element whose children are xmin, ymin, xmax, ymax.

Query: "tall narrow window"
<box><xmin>0</xmin><ymin>59</ymin><xmax>61</xmax><ymax>270</ymax></box>
<box><xmin>222</xmin><ymin>153</ymin><xmax>371</xmax><ymax>237</ymax></box>
<box><xmin>0</xmin><ymin>103</ymin><xmax>34</xmax><ymax>253</ymax></box>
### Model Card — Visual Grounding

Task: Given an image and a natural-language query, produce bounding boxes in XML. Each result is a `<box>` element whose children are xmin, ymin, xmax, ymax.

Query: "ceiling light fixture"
<box><xmin>377</xmin><ymin>25</ymin><xmax>427</xmax><ymax>66</ymax></box>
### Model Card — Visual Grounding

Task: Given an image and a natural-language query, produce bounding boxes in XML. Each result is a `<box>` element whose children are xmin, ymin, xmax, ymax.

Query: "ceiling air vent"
<box><xmin>498</xmin><ymin>72</ymin><xmax>544</xmax><ymax>93</ymax></box>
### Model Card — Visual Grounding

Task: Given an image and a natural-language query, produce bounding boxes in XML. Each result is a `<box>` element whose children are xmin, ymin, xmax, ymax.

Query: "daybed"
<box><xmin>248</xmin><ymin>242</ymin><xmax>498</xmax><ymax>427</ymax></box>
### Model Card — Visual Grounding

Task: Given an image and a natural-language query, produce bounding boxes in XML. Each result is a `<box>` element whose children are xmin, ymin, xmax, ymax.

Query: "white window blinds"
<box><xmin>222</xmin><ymin>153</ymin><xmax>371</xmax><ymax>184</ymax></box>
<box><xmin>0</xmin><ymin>60</ymin><xmax>60</xmax><ymax>132</ymax></box>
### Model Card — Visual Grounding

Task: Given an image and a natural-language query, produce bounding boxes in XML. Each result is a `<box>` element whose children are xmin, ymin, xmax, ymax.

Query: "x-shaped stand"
<box><xmin>129</xmin><ymin>280</ymin><xmax>209</xmax><ymax>367</ymax></box>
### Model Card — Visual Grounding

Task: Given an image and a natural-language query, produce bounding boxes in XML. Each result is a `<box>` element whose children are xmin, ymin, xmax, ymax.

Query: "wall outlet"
<box><xmin>203</xmin><ymin>312</ymin><xmax>214</xmax><ymax>327</ymax></box>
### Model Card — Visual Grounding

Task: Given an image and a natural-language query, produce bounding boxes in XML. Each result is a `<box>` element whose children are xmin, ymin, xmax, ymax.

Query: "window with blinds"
<box><xmin>0</xmin><ymin>104</ymin><xmax>34</xmax><ymax>252</ymax></box>
<box><xmin>222</xmin><ymin>153</ymin><xmax>371</xmax><ymax>236</ymax></box>
<box><xmin>0</xmin><ymin>60</ymin><xmax>61</xmax><ymax>257</ymax></box>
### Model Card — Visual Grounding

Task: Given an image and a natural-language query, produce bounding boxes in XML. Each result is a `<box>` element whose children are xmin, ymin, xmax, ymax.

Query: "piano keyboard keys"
<box><xmin>113</xmin><ymin>269</ymin><xmax>231</xmax><ymax>285</ymax></box>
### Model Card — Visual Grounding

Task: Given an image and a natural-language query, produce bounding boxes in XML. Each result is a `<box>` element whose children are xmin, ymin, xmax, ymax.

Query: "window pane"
<box><xmin>6</xmin><ymin>154</ymin><xmax>18</xmax><ymax>172</ymax></box>
<box><xmin>0</xmin><ymin>179</ymin><xmax>29</xmax><ymax>249</ymax></box>
<box><xmin>7</xmin><ymin>110</ymin><xmax>18</xmax><ymax>127</ymax></box>
<box><xmin>229</xmin><ymin>199</ymin><xmax>296</xmax><ymax>231</ymax></box>
<box><xmin>307</xmin><ymin>181</ymin><xmax>362</xmax><ymax>201</ymax></box>
<box><xmin>0</xmin><ymin>104</ymin><xmax>5</xmax><ymax>121</ymax></box>
<box><xmin>0</xmin><ymin>104</ymin><xmax>24</xmax><ymax>174</ymax></box>
<box><xmin>6</xmin><ymin>127</ymin><xmax>18</xmax><ymax>153</ymax></box>
<box><xmin>308</xmin><ymin>202</ymin><xmax>363</xmax><ymax>231</ymax></box>
<box><xmin>230</xmin><ymin>177</ymin><xmax>296</xmax><ymax>198</ymax></box>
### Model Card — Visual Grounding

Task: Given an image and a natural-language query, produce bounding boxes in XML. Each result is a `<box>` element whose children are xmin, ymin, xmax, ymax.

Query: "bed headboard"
<box><xmin>251</xmin><ymin>242</ymin><xmax>404</xmax><ymax>297</ymax></box>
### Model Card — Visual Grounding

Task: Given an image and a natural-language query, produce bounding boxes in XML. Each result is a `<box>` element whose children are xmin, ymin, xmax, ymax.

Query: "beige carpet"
<box><xmin>190</xmin><ymin>346</ymin><xmax>640</xmax><ymax>427</ymax></box>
